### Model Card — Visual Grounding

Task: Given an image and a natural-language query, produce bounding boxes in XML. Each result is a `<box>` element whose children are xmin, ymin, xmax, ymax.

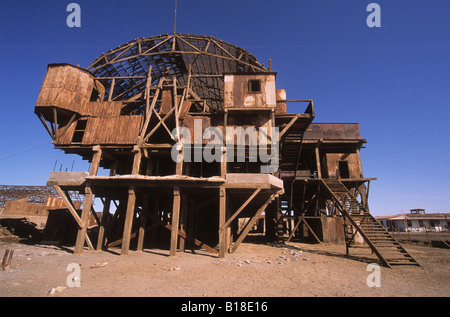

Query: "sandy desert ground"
<box><xmin>1</xmin><ymin>236</ymin><xmax>449</xmax><ymax>299</ymax></box>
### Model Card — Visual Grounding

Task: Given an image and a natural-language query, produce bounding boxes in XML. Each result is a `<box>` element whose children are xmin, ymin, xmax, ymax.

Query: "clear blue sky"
<box><xmin>0</xmin><ymin>0</ymin><xmax>449</xmax><ymax>216</ymax></box>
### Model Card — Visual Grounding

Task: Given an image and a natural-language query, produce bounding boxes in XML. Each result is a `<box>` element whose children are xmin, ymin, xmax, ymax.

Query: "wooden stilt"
<box><xmin>121</xmin><ymin>186</ymin><xmax>136</xmax><ymax>255</ymax></box>
<box><xmin>74</xmin><ymin>146</ymin><xmax>102</xmax><ymax>254</ymax></box>
<box><xmin>97</xmin><ymin>161</ymin><xmax>117</xmax><ymax>250</ymax></box>
<box><xmin>137</xmin><ymin>191</ymin><xmax>149</xmax><ymax>251</ymax></box>
<box><xmin>218</xmin><ymin>185</ymin><xmax>226</xmax><ymax>258</ymax></box>
<box><xmin>170</xmin><ymin>187</ymin><xmax>181</xmax><ymax>256</ymax></box>
<box><xmin>315</xmin><ymin>145</ymin><xmax>322</xmax><ymax>178</ymax></box>
<box><xmin>121</xmin><ymin>149</ymin><xmax>142</xmax><ymax>255</ymax></box>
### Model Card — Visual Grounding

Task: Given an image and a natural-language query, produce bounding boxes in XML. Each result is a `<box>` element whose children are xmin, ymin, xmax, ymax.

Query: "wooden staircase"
<box><xmin>322</xmin><ymin>179</ymin><xmax>420</xmax><ymax>268</ymax></box>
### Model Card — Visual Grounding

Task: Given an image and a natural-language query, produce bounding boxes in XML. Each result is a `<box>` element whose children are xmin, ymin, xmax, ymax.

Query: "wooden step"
<box><xmin>322</xmin><ymin>179</ymin><xmax>420</xmax><ymax>267</ymax></box>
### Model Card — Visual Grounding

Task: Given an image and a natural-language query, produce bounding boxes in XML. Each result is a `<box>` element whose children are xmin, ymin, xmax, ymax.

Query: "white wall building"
<box><xmin>376</xmin><ymin>209</ymin><xmax>450</xmax><ymax>233</ymax></box>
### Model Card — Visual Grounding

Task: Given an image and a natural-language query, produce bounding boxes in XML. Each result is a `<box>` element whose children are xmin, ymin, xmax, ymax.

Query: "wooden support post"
<box><xmin>144</xmin><ymin>65</ymin><xmax>153</xmax><ymax>115</ymax></box>
<box><xmin>97</xmin><ymin>161</ymin><xmax>117</xmax><ymax>250</ymax></box>
<box><xmin>170</xmin><ymin>187</ymin><xmax>181</xmax><ymax>256</ymax></box>
<box><xmin>137</xmin><ymin>191</ymin><xmax>149</xmax><ymax>251</ymax></box>
<box><xmin>74</xmin><ymin>146</ymin><xmax>102</xmax><ymax>254</ymax></box>
<box><xmin>108</xmin><ymin>78</ymin><xmax>115</xmax><ymax>101</ymax></box>
<box><xmin>221</xmin><ymin>110</ymin><xmax>227</xmax><ymax>177</ymax></box>
<box><xmin>173</xmin><ymin>77</ymin><xmax>179</xmax><ymax>134</ymax></box>
<box><xmin>37</xmin><ymin>112</ymin><xmax>55</xmax><ymax>140</ymax></box>
<box><xmin>53</xmin><ymin>107</ymin><xmax>58</xmax><ymax>137</ymax></box>
<box><xmin>121</xmin><ymin>149</ymin><xmax>142</xmax><ymax>255</ymax></box>
<box><xmin>315</xmin><ymin>182</ymin><xmax>321</xmax><ymax>217</ymax></box>
<box><xmin>121</xmin><ymin>186</ymin><xmax>137</xmax><ymax>255</ymax></box>
<box><xmin>315</xmin><ymin>145</ymin><xmax>322</xmax><ymax>178</ymax></box>
<box><xmin>176</xmin><ymin>145</ymin><xmax>183</xmax><ymax>175</ymax></box>
<box><xmin>131</xmin><ymin>146</ymin><xmax>142</xmax><ymax>175</ymax></box>
<box><xmin>218</xmin><ymin>185</ymin><xmax>227</xmax><ymax>258</ymax></box>
<box><xmin>139</xmin><ymin>77</ymin><xmax>165</xmax><ymax>141</ymax></box>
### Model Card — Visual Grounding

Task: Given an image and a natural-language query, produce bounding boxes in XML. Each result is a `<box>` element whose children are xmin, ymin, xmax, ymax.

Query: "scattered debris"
<box><xmin>90</xmin><ymin>262</ymin><xmax>108</xmax><ymax>269</ymax></box>
<box><xmin>1</xmin><ymin>249</ymin><xmax>14</xmax><ymax>271</ymax></box>
<box><xmin>48</xmin><ymin>286</ymin><xmax>66</xmax><ymax>295</ymax></box>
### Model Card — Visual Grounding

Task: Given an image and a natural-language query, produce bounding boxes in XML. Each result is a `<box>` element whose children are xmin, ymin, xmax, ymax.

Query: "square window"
<box><xmin>248</xmin><ymin>79</ymin><xmax>261</xmax><ymax>93</ymax></box>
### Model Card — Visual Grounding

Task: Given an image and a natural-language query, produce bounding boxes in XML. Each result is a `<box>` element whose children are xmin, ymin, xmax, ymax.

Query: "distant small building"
<box><xmin>376</xmin><ymin>209</ymin><xmax>450</xmax><ymax>232</ymax></box>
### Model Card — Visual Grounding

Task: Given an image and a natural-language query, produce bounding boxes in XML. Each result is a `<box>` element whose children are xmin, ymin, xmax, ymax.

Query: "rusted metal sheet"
<box><xmin>324</xmin><ymin>153</ymin><xmax>362</xmax><ymax>178</ymax></box>
<box><xmin>181</xmin><ymin>116</ymin><xmax>211</xmax><ymax>144</ymax></box>
<box><xmin>304</xmin><ymin>123</ymin><xmax>361</xmax><ymax>140</ymax></box>
<box><xmin>224</xmin><ymin>73</ymin><xmax>276</xmax><ymax>109</ymax></box>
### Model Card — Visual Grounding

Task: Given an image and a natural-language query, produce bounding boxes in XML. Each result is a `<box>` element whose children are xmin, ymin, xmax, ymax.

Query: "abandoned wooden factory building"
<box><xmin>33</xmin><ymin>33</ymin><xmax>419</xmax><ymax>267</ymax></box>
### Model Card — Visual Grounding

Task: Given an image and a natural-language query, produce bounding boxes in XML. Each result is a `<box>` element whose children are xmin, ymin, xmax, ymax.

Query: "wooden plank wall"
<box><xmin>83</xmin><ymin>116</ymin><xmax>142</xmax><ymax>144</ymax></box>
<box><xmin>35</xmin><ymin>64</ymin><xmax>94</xmax><ymax>114</ymax></box>
<box><xmin>56</xmin><ymin>116</ymin><xmax>142</xmax><ymax>145</ymax></box>
<box><xmin>79</xmin><ymin>101</ymin><xmax>122</xmax><ymax>117</ymax></box>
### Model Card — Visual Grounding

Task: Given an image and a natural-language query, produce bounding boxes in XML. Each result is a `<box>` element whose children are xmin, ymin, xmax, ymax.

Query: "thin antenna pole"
<box><xmin>173</xmin><ymin>0</ymin><xmax>177</xmax><ymax>34</ymax></box>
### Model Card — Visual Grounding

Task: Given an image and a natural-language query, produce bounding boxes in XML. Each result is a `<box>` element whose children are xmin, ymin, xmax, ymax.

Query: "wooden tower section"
<box><xmin>33</xmin><ymin>33</ymin><xmax>417</xmax><ymax>266</ymax></box>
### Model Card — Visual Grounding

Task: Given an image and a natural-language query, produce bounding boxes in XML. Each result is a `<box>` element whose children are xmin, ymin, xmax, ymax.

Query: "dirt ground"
<box><xmin>1</xmin><ymin>237</ymin><xmax>449</xmax><ymax>298</ymax></box>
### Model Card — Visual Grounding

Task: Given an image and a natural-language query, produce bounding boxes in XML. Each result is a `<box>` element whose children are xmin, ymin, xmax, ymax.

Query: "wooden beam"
<box><xmin>74</xmin><ymin>187</ymin><xmax>95</xmax><ymax>253</ymax></box>
<box><xmin>52</xmin><ymin>108</ymin><xmax>58</xmax><ymax>138</ymax></box>
<box><xmin>279</xmin><ymin>114</ymin><xmax>300</xmax><ymax>138</ymax></box>
<box><xmin>218</xmin><ymin>186</ymin><xmax>226</xmax><ymax>258</ymax></box>
<box><xmin>121</xmin><ymin>186</ymin><xmax>136</xmax><ymax>255</ymax></box>
<box><xmin>139</xmin><ymin>77</ymin><xmax>165</xmax><ymax>140</ymax></box>
<box><xmin>173</xmin><ymin>77</ymin><xmax>179</xmax><ymax>134</ymax></box>
<box><xmin>142</xmin><ymin>105</ymin><xmax>176</xmax><ymax>143</ymax></box>
<box><xmin>131</xmin><ymin>147</ymin><xmax>142</xmax><ymax>175</ymax></box>
<box><xmin>231</xmin><ymin>193</ymin><xmax>278</xmax><ymax>254</ymax></box>
<box><xmin>74</xmin><ymin>147</ymin><xmax>102</xmax><ymax>254</ymax></box>
<box><xmin>144</xmin><ymin>65</ymin><xmax>152</xmax><ymax>115</ymax></box>
<box><xmin>134</xmin><ymin>203</ymin><xmax>218</xmax><ymax>255</ymax></box>
<box><xmin>57</xmin><ymin>113</ymin><xmax>77</xmax><ymax>141</ymax></box>
<box><xmin>53</xmin><ymin>185</ymin><xmax>83</xmax><ymax>228</ymax></box>
<box><xmin>315</xmin><ymin>146</ymin><xmax>322</xmax><ymax>178</ymax></box>
<box><xmin>108</xmin><ymin>78</ymin><xmax>115</xmax><ymax>101</ymax></box>
<box><xmin>170</xmin><ymin>187</ymin><xmax>181</xmax><ymax>256</ymax></box>
<box><xmin>220</xmin><ymin>188</ymin><xmax>261</xmax><ymax>231</ymax></box>
<box><xmin>137</xmin><ymin>191</ymin><xmax>150</xmax><ymax>251</ymax></box>
<box><xmin>37</xmin><ymin>112</ymin><xmax>55</xmax><ymax>140</ymax></box>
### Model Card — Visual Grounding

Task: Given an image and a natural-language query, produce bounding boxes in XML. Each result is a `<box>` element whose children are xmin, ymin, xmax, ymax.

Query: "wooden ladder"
<box><xmin>322</xmin><ymin>179</ymin><xmax>420</xmax><ymax>268</ymax></box>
